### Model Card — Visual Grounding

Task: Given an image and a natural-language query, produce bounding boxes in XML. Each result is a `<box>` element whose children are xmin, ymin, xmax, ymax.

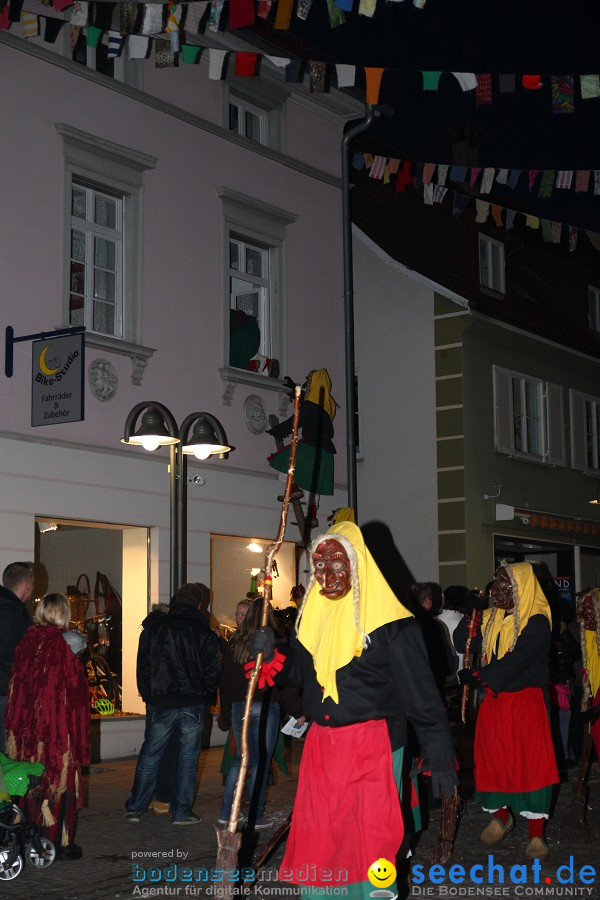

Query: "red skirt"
<box><xmin>475</xmin><ymin>687</ymin><xmax>559</xmax><ymax>794</ymax></box>
<box><xmin>280</xmin><ymin>719</ymin><xmax>403</xmax><ymax>886</ymax></box>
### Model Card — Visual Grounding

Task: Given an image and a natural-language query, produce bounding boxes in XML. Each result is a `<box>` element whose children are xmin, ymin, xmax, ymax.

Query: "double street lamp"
<box><xmin>122</xmin><ymin>402</ymin><xmax>234</xmax><ymax>597</ymax></box>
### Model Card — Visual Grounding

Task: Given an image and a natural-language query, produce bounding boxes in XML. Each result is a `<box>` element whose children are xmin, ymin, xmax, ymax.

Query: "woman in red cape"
<box><xmin>5</xmin><ymin>592</ymin><xmax>90</xmax><ymax>859</ymax></box>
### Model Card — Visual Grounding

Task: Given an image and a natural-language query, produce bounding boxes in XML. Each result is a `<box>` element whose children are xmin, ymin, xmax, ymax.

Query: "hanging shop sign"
<box><xmin>31</xmin><ymin>333</ymin><xmax>85</xmax><ymax>426</ymax></box>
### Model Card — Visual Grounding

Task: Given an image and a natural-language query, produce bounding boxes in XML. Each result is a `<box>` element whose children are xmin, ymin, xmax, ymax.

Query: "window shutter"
<box><xmin>493</xmin><ymin>366</ymin><xmax>513</xmax><ymax>454</ymax></box>
<box><xmin>546</xmin><ymin>382</ymin><xmax>565</xmax><ymax>467</ymax></box>
<box><xmin>570</xmin><ymin>389</ymin><xmax>587</xmax><ymax>471</ymax></box>
<box><xmin>479</xmin><ymin>237</ymin><xmax>489</xmax><ymax>287</ymax></box>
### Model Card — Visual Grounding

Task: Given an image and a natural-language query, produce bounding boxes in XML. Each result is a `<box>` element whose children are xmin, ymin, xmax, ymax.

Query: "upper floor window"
<box><xmin>570</xmin><ymin>389</ymin><xmax>600</xmax><ymax>472</ymax></box>
<box><xmin>70</xmin><ymin>182</ymin><xmax>123</xmax><ymax>337</ymax></box>
<box><xmin>72</xmin><ymin>32</ymin><xmax>125</xmax><ymax>81</ymax></box>
<box><xmin>57</xmin><ymin>124</ymin><xmax>157</xmax><ymax>353</ymax></box>
<box><xmin>229</xmin><ymin>237</ymin><xmax>271</xmax><ymax>357</ymax></box>
<box><xmin>228</xmin><ymin>98</ymin><xmax>267</xmax><ymax>145</ymax></box>
<box><xmin>589</xmin><ymin>286</ymin><xmax>600</xmax><ymax>333</ymax></box>
<box><xmin>479</xmin><ymin>234</ymin><xmax>506</xmax><ymax>295</ymax></box>
<box><xmin>222</xmin><ymin>81</ymin><xmax>286</xmax><ymax>153</ymax></box>
<box><xmin>218</xmin><ymin>188</ymin><xmax>296</xmax><ymax>376</ymax></box>
<box><xmin>493</xmin><ymin>365</ymin><xmax>565</xmax><ymax>465</ymax></box>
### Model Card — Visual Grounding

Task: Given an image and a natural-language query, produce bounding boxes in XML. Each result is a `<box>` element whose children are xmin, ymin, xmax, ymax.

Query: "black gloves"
<box><xmin>458</xmin><ymin>668</ymin><xmax>480</xmax><ymax>687</ymax></box>
<box><xmin>430</xmin><ymin>770</ymin><xmax>459</xmax><ymax>800</ymax></box>
<box><xmin>581</xmin><ymin>703</ymin><xmax>600</xmax><ymax>724</ymax></box>
<box><xmin>249</xmin><ymin>626</ymin><xmax>276</xmax><ymax>662</ymax></box>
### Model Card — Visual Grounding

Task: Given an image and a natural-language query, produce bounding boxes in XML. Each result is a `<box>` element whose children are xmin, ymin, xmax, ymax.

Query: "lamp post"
<box><xmin>122</xmin><ymin>401</ymin><xmax>234</xmax><ymax>598</ymax></box>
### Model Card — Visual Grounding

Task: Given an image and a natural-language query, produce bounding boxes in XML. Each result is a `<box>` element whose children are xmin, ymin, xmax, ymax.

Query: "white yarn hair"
<box><xmin>295</xmin><ymin>531</ymin><xmax>370</xmax><ymax>650</ymax></box>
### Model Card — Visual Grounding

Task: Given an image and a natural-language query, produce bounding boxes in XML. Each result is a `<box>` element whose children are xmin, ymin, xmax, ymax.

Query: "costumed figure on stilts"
<box><xmin>267</xmin><ymin>369</ymin><xmax>338</xmax><ymax>517</ymax></box>
<box><xmin>251</xmin><ymin>522</ymin><xmax>457</xmax><ymax>899</ymax></box>
<box><xmin>455</xmin><ymin>562</ymin><xmax>559</xmax><ymax>861</ymax></box>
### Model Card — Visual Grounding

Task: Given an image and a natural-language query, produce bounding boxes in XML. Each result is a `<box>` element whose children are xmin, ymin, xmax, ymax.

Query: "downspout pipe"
<box><xmin>341</xmin><ymin>104</ymin><xmax>375</xmax><ymax>519</ymax></box>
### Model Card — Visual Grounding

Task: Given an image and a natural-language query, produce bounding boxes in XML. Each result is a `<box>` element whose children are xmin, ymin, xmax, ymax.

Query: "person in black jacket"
<box><xmin>0</xmin><ymin>562</ymin><xmax>33</xmax><ymax>752</ymax></box>
<box><xmin>125</xmin><ymin>583</ymin><xmax>220</xmax><ymax>825</ymax></box>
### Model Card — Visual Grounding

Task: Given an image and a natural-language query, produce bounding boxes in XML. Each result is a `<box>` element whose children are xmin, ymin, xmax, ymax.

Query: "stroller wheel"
<box><xmin>25</xmin><ymin>837</ymin><xmax>56</xmax><ymax>869</ymax></box>
<box><xmin>0</xmin><ymin>847</ymin><xmax>23</xmax><ymax>880</ymax></box>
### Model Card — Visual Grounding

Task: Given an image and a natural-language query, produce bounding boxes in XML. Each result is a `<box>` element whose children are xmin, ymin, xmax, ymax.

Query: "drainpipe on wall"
<box><xmin>341</xmin><ymin>104</ymin><xmax>375</xmax><ymax>519</ymax></box>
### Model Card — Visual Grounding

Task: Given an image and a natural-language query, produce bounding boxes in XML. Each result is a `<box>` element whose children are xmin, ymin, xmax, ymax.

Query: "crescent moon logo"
<box><xmin>39</xmin><ymin>345</ymin><xmax>59</xmax><ymax>376</ymax></box>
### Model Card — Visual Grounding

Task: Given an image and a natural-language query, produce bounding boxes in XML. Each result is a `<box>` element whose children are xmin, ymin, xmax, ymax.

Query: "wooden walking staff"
<box><xmin>216</xmin><ymin>386</ymin><xmax>302</xmax><ymax>882</ymax></box>
<box><xmin>461</xmin><ymin>606</ymin><xmax>479</xmax><ymax>725</ymax></box>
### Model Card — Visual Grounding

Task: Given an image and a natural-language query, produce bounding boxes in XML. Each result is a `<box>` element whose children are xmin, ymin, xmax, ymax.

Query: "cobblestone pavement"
<box><xmin>1</xmin><ymin>742</ymin><xmax>599</xmax><ymax>900</ymax></box>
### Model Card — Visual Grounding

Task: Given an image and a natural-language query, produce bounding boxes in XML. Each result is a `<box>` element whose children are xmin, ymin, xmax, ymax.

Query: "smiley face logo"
<box><xmin>367</xmin><ymin>858</ymin><xmax>396</xmax><ymax>889</ymax></box>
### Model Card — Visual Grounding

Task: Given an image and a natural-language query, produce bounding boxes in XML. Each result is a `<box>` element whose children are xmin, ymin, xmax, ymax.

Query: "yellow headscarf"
<box><xmin>581</xmin><ymin>590</ymin><xmax>600</xmax><ymax>699</ymax></box>
<box><xmin>297</xmin><ymin>521</ymin><xmax>412</xmax><ymax>703</ymax></box>
<box><xmin>333</xmin><ymin>507</ymin><xmax>356</xmax><ymax>524</ymax></box>
<box><xmin>584</xmin><ymin>630</ymin><xmax>600</xmax><ymax>698</ymax></box>
<box><xmin>482</xmin><ymin>561</ymin><xmax>552</xmax><ymax>663</ymax></box>
<box><xmin>304</xmin><ymin>369</ymin><xmax>338</xmax><ymax>422</ymax></box>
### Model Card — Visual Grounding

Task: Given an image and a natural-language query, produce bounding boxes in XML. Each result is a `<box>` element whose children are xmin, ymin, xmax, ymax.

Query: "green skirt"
<box><xmin>475</xmin><ymin>785</ymin><xmax>552</xmax><ymax>816</ymax></box>
<box><xmin>268</xmin><ymin>442</ymin><xmax>334</xmax><ymax>496</ymax></box>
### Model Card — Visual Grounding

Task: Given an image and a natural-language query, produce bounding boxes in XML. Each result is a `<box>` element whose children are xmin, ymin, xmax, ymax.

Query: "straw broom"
<box><xmin>558</xmin><ymin>703</ymin><xmax>593</xmax><ymax>840</ymax></box>
<box><xmin>216</xmin><ymin>386</ymin><xmax>302</xmax><ymax>887</ymax></box>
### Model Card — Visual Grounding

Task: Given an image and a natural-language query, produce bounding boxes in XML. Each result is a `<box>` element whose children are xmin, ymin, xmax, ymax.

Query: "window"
<box><xmin>229</xmin><ymin>238</ymin><xmax>271</xmax><ymax>356</ymax></box>
<box><xmin>218</xmin><ymin>188</ymin><xmax>296</xmax><ymax>385</ymax></box>
<box><xmin>222</xmin><ymin>81</ymin><xmax>286</xmax><ymax>152</ymax></box>
<box><xmin>589</xmin><ymin>286</ymin><xmax>600</xmax><ymax>333</ymax></box>
<box><xmin>479</xmin><ymin>234</ymin><xmax>506</xmax><ymax>294</ymax></box>
<box><xmin>228</xmin><ymin>97</ymin><xmax>267</xmax><ymax>145</ymax></box>
<box><xmin>570</xmin><ymin>390</ymin><xmax>600</xmax><ymax>472</ymax></box>
<box><xmin>493</xmin><ymin>366</ymin><xmax>565</xmax><ymax>465</ymax></box>
<box><xmin>72</xmin><ymin>32</ymin><xmax>125</xmax><ymax>81</ymax></box>
<box><xmin>70</xmin><ymin>182</ymin><xmax>123</xmax><ymax>337</ymax></box>
<box><xmin>57</xmin><ymin>125</ymin><xmax>157</xmax><ymax>381</ymax></box>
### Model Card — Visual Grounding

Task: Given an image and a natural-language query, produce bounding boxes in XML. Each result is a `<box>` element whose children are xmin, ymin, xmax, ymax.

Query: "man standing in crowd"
<box><xmin>456</xmin><ymin>562</ymin><xmax>559</xmax><ymax>861</ymax></box>
<box><xmin>578</xmin><ymin>588</ymin><xmax>600</xmax><ymax>759</ymax></box>
<box><xmin>125</xmin><ymin>582</ymin><xmax>221</xmax><ymax>824</ymax></box>
<box><xmin>0</xmin><ymin>562</ymin><xmax>33</xmax><ymax>752</ymax></box>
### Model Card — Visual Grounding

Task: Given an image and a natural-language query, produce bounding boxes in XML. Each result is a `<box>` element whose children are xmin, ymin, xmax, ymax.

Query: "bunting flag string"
<box><xmin>354</xmin><ymin>150</ymin><xmax>600</xmax><ymax>247</ymax></box>
<box><xmin>4</xmin><ymin>1</ymin><xmax>600</xmax><ymax>115</ymax></box>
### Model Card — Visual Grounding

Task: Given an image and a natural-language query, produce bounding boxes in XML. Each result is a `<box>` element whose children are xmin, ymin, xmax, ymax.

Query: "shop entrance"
<box><xmin>34</xmin><ymin>517</ymin><xmax>149</xmax><ymax>715</ymax></box>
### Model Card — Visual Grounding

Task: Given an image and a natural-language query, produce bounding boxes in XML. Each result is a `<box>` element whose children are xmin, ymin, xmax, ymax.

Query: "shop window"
<box><xmin>34</xmin><ymin>516</ymin><xmax>149</xmax><ymax>716</ymax></box>
<box><xmin>493</xmin><ymin>365</ymin><xmax>565</xmax><ymax>465</ymax></box>
<box><xmin>479</xmin><ymin>234</ymin><xmax>505</xmax><ymax>295</ymax></box>
<box><xmin>210</xmin><ymin>534</ymin><xmax>296</xmax><ymax>631</ymax></box>
<box><xmin>570</xmin><ymin>389</ymin><xmax>600</xmax><ymax>472</ymax></box>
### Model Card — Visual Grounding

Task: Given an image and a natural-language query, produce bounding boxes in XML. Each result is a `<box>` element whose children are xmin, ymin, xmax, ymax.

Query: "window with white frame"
<box><xmin>57</xmin><ymin>124</ymin><xmax>157</xmax><ymax>355</ymax></box>
<box><xmin>228</xmin><ymin>97</ymin><xmax>267</xmax><ymax>145</ymax></box>
<box><xmin>479</xmin><ymin>234</ymin><xmax>506</xmax><ymax>294</ymax></box>
<box><xmin>570</xmin><ymin>389</ymin><xmax>600</xmax><ymax>472</ymax></box>
<box><xmin>229</xmin><ymin>237</ymin><xmax>271</xmax><ymax>356</ymax></box>
<box><xmin>70</xmin><ymin>182</ymin><xmax>123</xmax><ymax>337</ymax></box>
<box><xmin>218</xmin><ymin>188</ymin><xmax>296</xmax><ymax>375</ymax></box>
<box><xmin>493</xmin><ymin>365</ymin><xmax>565</xmax><ymax>465</ymax></box>
<box><xmin>589</xmin><ymin>286</ymin><xmax>600</xmax><ymax>333</ymax></box>
<box><xmin>222</xmin><ymin>81</ymin><xmax>286</xmax><ymax>152</ymax></box>
<box><xmin>72</xmin><ymin>32</ymin><xmax>126</xmax><ymax>81</ymax></box>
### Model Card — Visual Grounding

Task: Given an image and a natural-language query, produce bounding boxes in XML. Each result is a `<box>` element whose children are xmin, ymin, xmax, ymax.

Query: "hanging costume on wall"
<box><xmin>267</xmin><ymin>369</ymin><xmax>337</xmax><ymax>496</ymax></box>
<box><xmin>278</xmin><ymin>522</ymin><xmax>457</xmax><ymax>898</ymax></box>
<box><xmin>5</xmin><ymin>625</ymin><xmax>90</xmax><ymax>849</ymax></box>
<box><xmin>456</xmin><ymin>562</ymin><xmax>559</xmax><ymax>851</ymax></box>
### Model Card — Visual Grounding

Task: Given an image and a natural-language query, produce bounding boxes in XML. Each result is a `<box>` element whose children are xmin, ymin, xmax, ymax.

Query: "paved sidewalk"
<box><xmin>1</xmin><ymin>742</ymin><xmax>599</xmax><ymax>900</ymax></box>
